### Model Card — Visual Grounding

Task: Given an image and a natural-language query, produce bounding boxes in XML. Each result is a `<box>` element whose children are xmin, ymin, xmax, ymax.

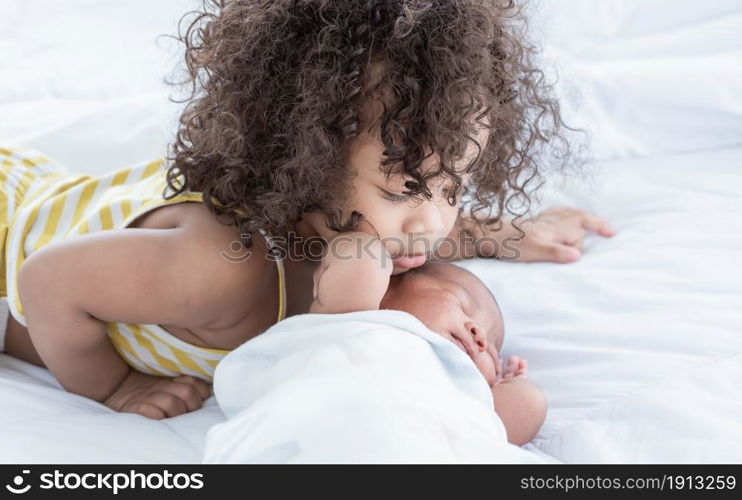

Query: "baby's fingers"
<box><xmin>516</xmin><ymin>358</ymin><xmax>528</xmax><ymax>378</ymax></box>
<box><xmin>503</xmin><ymin>355</ymin><xmax>520</xmax><ymax>379</ymax></box>
<box><xmin>496</xmin><ymin>357</ymin><xmax>504</xmax><ymax>380</ymax></box>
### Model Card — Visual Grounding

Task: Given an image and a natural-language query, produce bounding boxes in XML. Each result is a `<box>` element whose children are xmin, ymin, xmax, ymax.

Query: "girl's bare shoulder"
<box><xmin>130</xmin><ymin>201</ymin><xmax>268</xmax><ymax>258</ymax></box>
<box><xmin>128</xmin><ymin>201</ymin><xmax>228</xmax><ymax>231</ymax></box>
<box><xmin>129</xmin><ymin>201</ymin><xmax>277</xmax><ymax>329</ymax></box>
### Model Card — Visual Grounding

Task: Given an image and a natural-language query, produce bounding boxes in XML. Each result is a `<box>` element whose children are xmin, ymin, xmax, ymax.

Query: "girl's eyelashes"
<box><xmin>379</xmin><ymin>187</ymin><xmax>408</xmax><ymax>203</ymax></box>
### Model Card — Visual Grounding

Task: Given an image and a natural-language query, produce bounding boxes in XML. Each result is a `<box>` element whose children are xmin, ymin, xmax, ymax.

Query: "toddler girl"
<box><xmin>1</xmin><ymin>0</ymin><xmax>613</xmax><ymax>419</ymax></box>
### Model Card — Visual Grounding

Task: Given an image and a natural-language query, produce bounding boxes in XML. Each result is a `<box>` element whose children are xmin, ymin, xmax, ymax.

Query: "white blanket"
<box><xmin>203</xmin><ymin>310</ymin><xmax>549</xmax><ymax>463</ymax></box>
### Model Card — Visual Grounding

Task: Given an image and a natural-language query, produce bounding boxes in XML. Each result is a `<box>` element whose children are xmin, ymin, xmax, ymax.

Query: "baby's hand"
<box><xmin>490</xmin><ymin>356</ymin><xmax>547</xmax><ymax>445</ymax></box>
<box><xmin>501</xmin><ymin>206</ymin><xmax>616</xmax><ymax>263</ymax></box>
<box><xmin>495</xmin><ymin>355</ymin><xmax>528</xmax><ymax>385</ymax></box>
<box><xmin>103</xmin><ymin>370</ymin><xmax>212</xmax><ymax>419</ymax></box>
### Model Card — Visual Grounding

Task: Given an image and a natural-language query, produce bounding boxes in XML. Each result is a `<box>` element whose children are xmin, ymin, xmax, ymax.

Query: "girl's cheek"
<box><xmin>384</xmin><ymin>240</ymin><xmax>405</xmax><ymax>260</ymax></box>
<box><xmin>440</xmin><ymin>208</ymin><xmax>461</xmax><ymax>238</ymax></box>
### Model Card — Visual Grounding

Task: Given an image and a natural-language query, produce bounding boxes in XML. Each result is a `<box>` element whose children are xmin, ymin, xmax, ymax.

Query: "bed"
<box><xmin>1</xmin><ymin>0</ymin><xmax>740</xmax><ymax>463</ymax></box>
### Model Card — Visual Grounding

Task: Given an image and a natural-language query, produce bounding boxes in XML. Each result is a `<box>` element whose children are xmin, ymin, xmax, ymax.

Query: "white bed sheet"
<box><xmin>1</xmin><ymin>0</ymin><xmax>740</xmax><ymax>463</ymax></box>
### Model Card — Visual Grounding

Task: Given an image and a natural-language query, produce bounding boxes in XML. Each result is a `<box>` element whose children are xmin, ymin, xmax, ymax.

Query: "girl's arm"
<box><xmin>437</xmin><ymin>206</ymin><xmax>616</xmax><ymax>264</ymax></box>
<box><xmin>17</xmin><ymin>218</ymin><xmax>264</xmax><ymax>414</ymax></box>
<box><xmin>309</xmin><ymin>232</ymin><xmax>392</xmax><ymax>314</ymax></box>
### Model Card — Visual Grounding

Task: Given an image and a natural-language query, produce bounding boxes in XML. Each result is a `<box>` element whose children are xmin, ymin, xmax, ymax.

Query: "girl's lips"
<box><xmin>391</xmin><ymin>253</ymin><xmax>427</xmax><ymax>268</ymax></box>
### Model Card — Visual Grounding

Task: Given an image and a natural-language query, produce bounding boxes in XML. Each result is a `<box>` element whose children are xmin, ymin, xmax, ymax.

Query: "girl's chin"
<box><xmin>390</xmin><ymin>267</ymin><xmax>408</xmax><ymax>276</ymax></box>
<box><xmin>391</xmin><ymin>264</ymin><xmax>419</xmax><ymax>275</ymax></box>
<box><xmin>390</xmin><ymin>256</ymin><xmax>428</xmax><ymax>275</ymax></box>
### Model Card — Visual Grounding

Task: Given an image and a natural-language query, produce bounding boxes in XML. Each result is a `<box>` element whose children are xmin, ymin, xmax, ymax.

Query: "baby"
<box><xmin>309</xmin><ymin>232</ymin><xmax>547</xmax><ymax>446</ymax></box>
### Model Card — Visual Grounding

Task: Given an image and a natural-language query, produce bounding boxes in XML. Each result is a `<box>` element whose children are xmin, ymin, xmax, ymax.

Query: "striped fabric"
<box><xmin>1</xmin><ymin>146</ymin><xmax>287</xmax><ymax>382</ymax></box>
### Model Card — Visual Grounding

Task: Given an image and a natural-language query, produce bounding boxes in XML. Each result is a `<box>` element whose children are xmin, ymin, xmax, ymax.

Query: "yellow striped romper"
<box><xmin>0</xmin><ymin>146</ymin><xmax>286</xmax><ymax>382</ymax></box>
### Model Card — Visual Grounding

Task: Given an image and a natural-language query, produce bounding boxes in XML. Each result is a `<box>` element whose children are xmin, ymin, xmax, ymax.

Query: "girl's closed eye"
<box><xmin>378</xmin><ymin>187</ymin><xmax>408</xmax><ymax>204</ymax></box>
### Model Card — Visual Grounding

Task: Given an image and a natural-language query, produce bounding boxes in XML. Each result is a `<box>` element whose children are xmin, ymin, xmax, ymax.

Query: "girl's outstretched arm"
<box><xmin>437</xmin><ymin>206</ymin><xmax>616</xmax><ymax>264</ymax></box>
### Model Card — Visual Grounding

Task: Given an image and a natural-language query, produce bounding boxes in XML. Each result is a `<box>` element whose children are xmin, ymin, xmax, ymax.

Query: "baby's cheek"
<box><xmin>477</xmin><ymin>353</ymin><xmax>498</xmax><ymax>386</ymax></box>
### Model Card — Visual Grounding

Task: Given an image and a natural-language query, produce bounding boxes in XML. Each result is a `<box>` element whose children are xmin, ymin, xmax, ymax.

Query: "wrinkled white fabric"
<box><xmin>204</xmin><ymin>309</ymin><xmax>548</xmax><ymax>464</ymax></box>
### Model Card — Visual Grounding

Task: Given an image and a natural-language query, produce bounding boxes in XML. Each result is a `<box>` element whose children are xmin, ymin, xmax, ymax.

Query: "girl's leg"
<box><xmin>1</xmin><ymin>297</ymin><xmax>45</xmax><ymax>367</ymax></box>
<box><xmin>0</xmin><ymin>146</ymin><xmax>67</xmax><ymax>367</ymax></box>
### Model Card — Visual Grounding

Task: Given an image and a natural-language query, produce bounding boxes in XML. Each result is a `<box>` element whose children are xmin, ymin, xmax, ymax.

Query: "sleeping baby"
<box><xmin>309</xmin><ymin>232</ymin><xmax>547</xmax><ymax>446</ymax></box>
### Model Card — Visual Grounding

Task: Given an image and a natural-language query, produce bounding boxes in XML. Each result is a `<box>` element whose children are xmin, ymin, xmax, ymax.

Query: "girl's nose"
<box><xmin>402</xmin><ymin>203</ymin><xmax>445</xmax><ymax>235</ymax></box>
<box><xmin>465</xmin><ymin>321</ymin><xmax>487</xmax><ymax>352</ymax></box>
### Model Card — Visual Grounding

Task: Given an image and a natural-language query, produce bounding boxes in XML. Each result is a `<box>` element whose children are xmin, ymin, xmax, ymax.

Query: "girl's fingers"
<box><xmin>167</xmin><ymin>381</ymin><xmax>209</xmax><ymax>412</ymax></box>
<box><xmin>173</xmin><ymin>375</ymin><xmax>212</xmax><ymax>400</ymax></box>
<box><xmin>579</xmin><ymin>211</ymin><xmax>616</xmax><ymax>236</ymax></box>
<box><xmin>126</xmin><ymin>401</ymin><xmax>166</xmax><ymax>420</ymax></box>
<box><xmin>544</xmin><ymin>243</ymin><xmax>581</xmax><ymax>263</ymax></box>
<box><xmin>560</xmin><ymin>227</ymin><xmax>587</xmax><ymax>249</ymax></box>
<box><xmin>149</xmin><ymin>392</ymin><xmax>189</xmax><ymax>418</ymax></box>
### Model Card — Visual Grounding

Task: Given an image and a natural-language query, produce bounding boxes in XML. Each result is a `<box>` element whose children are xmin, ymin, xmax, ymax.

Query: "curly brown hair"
<box><xmin>163</xmin><ymin>0</ymin><xmax>586</xmax><ymax>251</ymax></box>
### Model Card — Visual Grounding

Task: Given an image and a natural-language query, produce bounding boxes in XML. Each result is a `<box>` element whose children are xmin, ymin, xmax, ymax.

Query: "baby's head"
<box><xmin>380</xmin><ymin>260</ymin><xmax>503</xmax><ymax>386</ymax></box>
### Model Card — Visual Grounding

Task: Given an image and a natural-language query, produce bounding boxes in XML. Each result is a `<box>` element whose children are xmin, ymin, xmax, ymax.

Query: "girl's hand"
<box><xmin>309</xmin><ymin>231</ymin><xmax>393</xmax><ymax>314</ymax></box>
<box><xmin>103</xmin><ymin>370</ymin><xmax>212</xmax><ymax>419</ymax></box>
<box><xmin>499</xmin><ymin>206</ymin><xmax>616</xmax><ymax>263</ymax></box>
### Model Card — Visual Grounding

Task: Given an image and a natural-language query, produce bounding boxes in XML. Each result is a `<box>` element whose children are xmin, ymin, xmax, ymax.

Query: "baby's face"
<box><xmin>379</xmin><ymin>261</ymin><xmax>504</xmax><ymax>386</ymax></box>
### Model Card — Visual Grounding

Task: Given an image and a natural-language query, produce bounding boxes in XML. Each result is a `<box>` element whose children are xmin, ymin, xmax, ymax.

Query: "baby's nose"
<box><xmin>466</xmin><ymin>322</ymin><xmax>487</xmax><ymax>353</ymax></box>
